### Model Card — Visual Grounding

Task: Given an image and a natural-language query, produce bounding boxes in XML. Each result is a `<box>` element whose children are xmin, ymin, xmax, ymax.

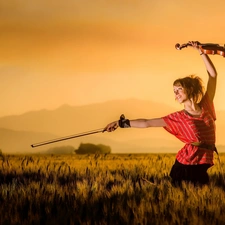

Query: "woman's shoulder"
<box><xmin>200</xmin><ymin>92</ymin><xmax>212</xmax><ymax>105</ymax></box>
<box><xmin>164</xmin><ymin>110</ymin><xmax>186</xmax><ymax>119</ymax></box>
<box><xmin>200</xmin><ymin>92</ymin><xmax>216</xmax><ymax>120</ymax></box>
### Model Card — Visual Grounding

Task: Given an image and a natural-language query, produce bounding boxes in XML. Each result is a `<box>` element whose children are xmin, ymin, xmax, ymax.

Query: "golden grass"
<box><xmin>0</xmin><ymin>153</ymin><xmax>225</xmax><ymax>225</ymax></box>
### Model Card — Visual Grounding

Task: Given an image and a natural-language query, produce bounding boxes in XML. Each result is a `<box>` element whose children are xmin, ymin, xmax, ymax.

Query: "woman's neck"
<box><xmin>184</xmin><ymin>100</ymin><xmax>201</xmax><ymax>116</ymax></box>
<box><xmin>184</xmin><ymin>105</ymin><xmax>200</xmax><ymax>112</ymax></box>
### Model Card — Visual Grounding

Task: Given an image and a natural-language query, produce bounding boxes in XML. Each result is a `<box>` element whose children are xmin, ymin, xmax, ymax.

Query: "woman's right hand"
<box><xmin>103</xmin><ymin>121</ymin><xmax>119</xmax><ymax>132</ymax></box>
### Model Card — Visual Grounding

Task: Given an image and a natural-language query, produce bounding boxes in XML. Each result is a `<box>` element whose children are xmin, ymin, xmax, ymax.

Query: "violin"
<box><xmin>175</xmin><ymin>42</ymin><xmax>225</xmax><ymax>57</ymax></box>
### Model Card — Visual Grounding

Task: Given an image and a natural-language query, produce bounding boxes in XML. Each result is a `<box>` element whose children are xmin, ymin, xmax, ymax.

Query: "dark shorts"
<box><xmin>170</xmin><ymin>159</ymin><xmax>211</xmax><ymax>185</ymax></box>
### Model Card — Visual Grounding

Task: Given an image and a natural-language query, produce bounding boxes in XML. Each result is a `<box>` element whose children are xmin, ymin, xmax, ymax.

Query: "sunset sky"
<box><xmin>1</xmin><ymin>0</ymin><xmax>225</xmax><ymax>117</ymax></box>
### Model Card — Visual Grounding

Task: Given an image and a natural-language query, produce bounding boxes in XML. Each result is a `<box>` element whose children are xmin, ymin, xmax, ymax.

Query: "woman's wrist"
<box><xmin>119</xmin><ymin>114</ymin><xmax>131</xmax><ymax>128</ymax></box>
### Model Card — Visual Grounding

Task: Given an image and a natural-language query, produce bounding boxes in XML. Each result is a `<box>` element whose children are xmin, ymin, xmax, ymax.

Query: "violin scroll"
<box><xmin>175</xmin><ymin>43</ymin><xmax>191</xmax><ymax>50</ymax></box>
<box><xmin>175</xmin><ymin>43</ymin><xmax>181</xmax><ymax>50</ymax></box>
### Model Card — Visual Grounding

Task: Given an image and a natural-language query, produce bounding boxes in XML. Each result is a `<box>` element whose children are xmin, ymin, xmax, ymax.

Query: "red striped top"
<box><xmin>162</xmin><ymin>93</ymin><xmax>216</xmax><ymax>165</ymax></box>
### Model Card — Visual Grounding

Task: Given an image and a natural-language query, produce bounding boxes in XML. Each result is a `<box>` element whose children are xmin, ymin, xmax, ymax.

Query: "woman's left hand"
<box><xmin>188</xmin><ymin>41</ymin><xmax>202</xmax><ymax>53</ymax></box>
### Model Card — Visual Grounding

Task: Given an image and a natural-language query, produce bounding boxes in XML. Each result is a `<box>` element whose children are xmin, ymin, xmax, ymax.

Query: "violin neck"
<box><xmin>201</xmin><ymin>43</ymin><xmax>220</xmax><ymax>47</ymax></box>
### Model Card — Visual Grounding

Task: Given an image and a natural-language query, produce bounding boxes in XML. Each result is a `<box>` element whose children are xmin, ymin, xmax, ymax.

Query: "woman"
<box><xmin>104</xmin><ymin>41</ymin><xmax>218</xmax><ymax>185</ymax></box>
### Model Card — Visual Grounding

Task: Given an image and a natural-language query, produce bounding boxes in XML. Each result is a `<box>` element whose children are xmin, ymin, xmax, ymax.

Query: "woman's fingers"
<box><xmin>109</xmin><ymin>123</ymin><xmax>118</xmax><ymax>132</ymax></box>
<box><xmin>103</xmin><ymin>122</ymin><xmax>118</xmax><ymax>132</ymax></box>
<box><xmin>188</xmin><ymin>41</ymin><xmax>200</xmax><ymax>48</ymax></box>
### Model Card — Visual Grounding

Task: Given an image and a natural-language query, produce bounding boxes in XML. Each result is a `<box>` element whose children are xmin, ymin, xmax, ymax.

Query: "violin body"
<box><xmin>175</xmin><ymin>42</ymin><xmax>225</xmax><ymax>57</ymax></box>
<box><xmin>200</xmin><ymin>45</ymin><xmax>225</xmax><ymax>57</ymax></box>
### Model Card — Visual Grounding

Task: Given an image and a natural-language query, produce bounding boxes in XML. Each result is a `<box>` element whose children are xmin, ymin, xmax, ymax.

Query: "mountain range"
<box><xmin>0</xmin><ymin>99</ymin><xmax>224</xmax><ymax>154</ymax></box>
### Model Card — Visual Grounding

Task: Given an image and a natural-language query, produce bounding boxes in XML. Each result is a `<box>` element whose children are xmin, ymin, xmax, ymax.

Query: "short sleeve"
<box><xmin>162</xmin><ymin>111</ymin><xmax>182</xmax><ymax>136</ymax></box>
<box><xmin>200</xmin><ymin>93</ymin><xmax>216</xmax><ymax>120</ymax></box>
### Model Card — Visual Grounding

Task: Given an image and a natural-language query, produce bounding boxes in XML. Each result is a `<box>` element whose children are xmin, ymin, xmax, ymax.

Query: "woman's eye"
<box><xmin>173</xmin><ymin>87</ymin><xmax>183</xmax><ymax>94</ymax></box>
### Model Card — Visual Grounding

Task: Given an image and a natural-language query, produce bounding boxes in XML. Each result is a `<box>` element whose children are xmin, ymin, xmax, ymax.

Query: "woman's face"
<box><xmin>173</xmin><ymin>84</ymin><xmax>188</xmax><ymax>103</ymax></box>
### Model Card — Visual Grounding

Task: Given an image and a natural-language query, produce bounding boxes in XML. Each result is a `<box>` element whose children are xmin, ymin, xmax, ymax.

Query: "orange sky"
<box><xmin>1</xmin><ymin>0</ymin><xmax>225</xmax><ymax>117</ymax></box>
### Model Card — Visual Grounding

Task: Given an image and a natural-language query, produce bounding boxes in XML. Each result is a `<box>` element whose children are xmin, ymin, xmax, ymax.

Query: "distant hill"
<box><xmin>0</xmin><ymin>99</ymin><xmax>176</xmax><ymax>135</ymax></box>
<box><xmin>0</xmin><ymin>99</ymin><xmax>224</xmax><ymax>153</ymax></box>
<box><xmin>0</xmin><ymin>128</ymin><xmax>58</xmax><ymax>153</ymax></box>
<box><xmin>0</xmin><ymin>127</ymin><xmax>182</xmax><ymax>154</ymax></box>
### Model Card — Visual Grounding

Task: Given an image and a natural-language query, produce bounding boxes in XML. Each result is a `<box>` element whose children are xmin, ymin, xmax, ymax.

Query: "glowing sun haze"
<box><xmin>1</xmin><ymin>0</ymin><xmax>225</xmax><ymax>117</ymax></box>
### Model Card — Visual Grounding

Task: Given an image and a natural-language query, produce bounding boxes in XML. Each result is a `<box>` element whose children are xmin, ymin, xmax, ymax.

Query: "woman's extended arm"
<box><xmin>130</xmin><ymin>118</ymin><xmax>166</xmax><ymax>128</ymax></box>
<box><xmin>104</xmin><ymin>117</ymin><xmax>166</xmax><ymax>132</ymax></box>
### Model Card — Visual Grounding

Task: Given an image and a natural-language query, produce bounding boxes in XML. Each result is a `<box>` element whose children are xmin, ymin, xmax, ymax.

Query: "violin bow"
<box><xmin>31</xmin><ymin>128</ymin><xmax>104</xmax><ymax>148</ymax></box>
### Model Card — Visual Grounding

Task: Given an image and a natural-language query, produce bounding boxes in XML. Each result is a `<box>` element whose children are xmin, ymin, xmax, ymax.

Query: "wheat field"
<box><xmin>0</xmin><ymin>153</ymin><xmax>225</xmax><ymax>225</ymax></box>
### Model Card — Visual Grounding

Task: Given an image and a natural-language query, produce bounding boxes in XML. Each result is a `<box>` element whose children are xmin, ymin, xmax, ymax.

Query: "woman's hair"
<box><xmin>173</xmin><ymin>75</ymin><xmax>205</xmax><ymax>103</ymax></box>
